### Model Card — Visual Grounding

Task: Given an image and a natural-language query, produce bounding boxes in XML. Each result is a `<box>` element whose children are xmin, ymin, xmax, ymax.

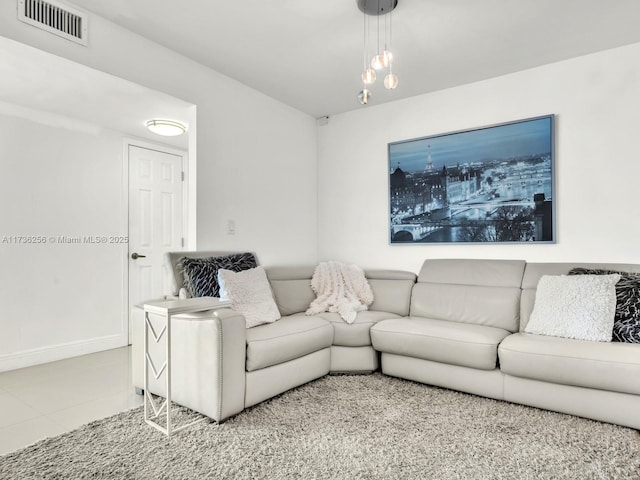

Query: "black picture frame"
<box><xmin>389</xmin><ymin>115</ymin><xmax>555</xmax><ymax>244</ymax></box>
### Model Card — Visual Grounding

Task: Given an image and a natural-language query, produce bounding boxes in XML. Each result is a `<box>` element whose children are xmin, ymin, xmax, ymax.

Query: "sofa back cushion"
<box><xmin>266</xmin><ymin>266</ymin><xmax>317</xmax><ymax>316</ymax></box>
<box><xmin>520</xmin><ymin>262</ymin><xmax>640</xmax><ymax>331</ymax></box>
<box><xmin>366</xmin><ymin>270</ymin><xmax>417</xmax><ymax>316</ymax></box>
<box><xmin>266</xmin><ymin>266</ymin><xmax>417</xmax><ymax>317</ymax></box>
<box><xmin>411</xmin><ymin>259</ymin><xmax>526</xmax><ymax>332</ymax></box>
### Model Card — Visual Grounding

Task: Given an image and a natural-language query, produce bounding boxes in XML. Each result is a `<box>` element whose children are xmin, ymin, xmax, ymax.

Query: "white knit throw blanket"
<box><xmin>305</xmin><ymin>261</ymin><xmax>374</xmax><ymax>324</ymax></box>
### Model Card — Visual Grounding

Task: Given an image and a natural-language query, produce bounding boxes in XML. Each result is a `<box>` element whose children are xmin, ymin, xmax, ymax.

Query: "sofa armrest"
<box><xmin>131</xmin><ymin>306</ymin><xmax>247</xmax><ymax>422</ymax></box>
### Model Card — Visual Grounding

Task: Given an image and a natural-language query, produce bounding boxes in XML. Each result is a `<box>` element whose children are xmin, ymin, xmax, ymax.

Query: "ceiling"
<box><xmin>0</xmin><ymin>37</ymin><xmax>192</xmax><ymax>148</ymax></box>
<box><xmin>66</xmin><ymin>0</ymin><xmax>640</xmax><ymax>118</ymax></box>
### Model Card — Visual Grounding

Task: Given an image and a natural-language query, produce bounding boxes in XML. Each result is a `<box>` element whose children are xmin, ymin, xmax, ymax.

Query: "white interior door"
<box><xmin>128</xmin><ymin>145</ymin><xmax>185</xmax><ymax>317</ymax></box>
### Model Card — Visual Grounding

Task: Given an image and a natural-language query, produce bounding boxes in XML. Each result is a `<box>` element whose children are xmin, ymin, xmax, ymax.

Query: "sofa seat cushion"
<box><xmin>245</xmin><ymin>315</ymin><xmax>333</xmax><ymax>372</ymax></box>
<box><xmin>371</xmin><ymin>317</ymin><xmax>510</xmax><ymax>370</ymax></box>
<box><xmin>499</xmin><ymin>332</ymin><xmax>640</xmax><ymax>395</ymax></box>
<box><xmin>318</xmin><ymin>311</ymin><xmax>400</xmax><ymax>347</ymax></box>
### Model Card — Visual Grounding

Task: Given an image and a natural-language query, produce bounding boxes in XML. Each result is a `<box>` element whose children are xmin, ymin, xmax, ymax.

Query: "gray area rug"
<box><xmin>2</xmin><ymin>373</ymin><xmax>639</xmax><ymax>479</ymax></box>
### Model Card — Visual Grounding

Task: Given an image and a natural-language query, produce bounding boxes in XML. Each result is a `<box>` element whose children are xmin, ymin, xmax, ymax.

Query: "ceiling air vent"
<box><xmin>17</xmin><ymin>0</ymin><xmax>88</xmax><ymax>46</ymax></box>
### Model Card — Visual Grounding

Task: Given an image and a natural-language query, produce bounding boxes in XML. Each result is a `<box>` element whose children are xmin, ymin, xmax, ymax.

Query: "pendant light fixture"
<box><xmin>357</xmin><ymin>0</ymin><xmax>398</xmax><ymax>105</ymax></box>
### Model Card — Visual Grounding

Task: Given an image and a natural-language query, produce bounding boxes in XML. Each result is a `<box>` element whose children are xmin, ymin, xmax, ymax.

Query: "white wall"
<box><xmin>0</xmin><ymin>112</ymin><xmax>127</xmax><ymax>369</ymax></box>
<box><xmin>0</xmin><ymin>7</ymin><xmax>317</xmax><ymax>369</ymax></box>
<box><xmin>0</xmin><ymin>3</ymin><xmax>318</xmax><ymax>266</ymax></box>
<box><xmin>317</xmin><ymin>42</ymin><xmax>640</xmax><ymax>273</ymax></box>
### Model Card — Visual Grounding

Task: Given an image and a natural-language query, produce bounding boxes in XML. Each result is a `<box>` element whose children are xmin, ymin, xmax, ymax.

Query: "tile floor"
<box><xmin>0</xmin><ymin>347</ymin><xmax>142</xmax><ymax>455</ymax></box>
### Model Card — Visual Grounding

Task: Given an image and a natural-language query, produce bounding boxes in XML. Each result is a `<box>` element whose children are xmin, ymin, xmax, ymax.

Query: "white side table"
<box><xmin>143</xmin><ymin>297</ymin><xmax>231</xmax><ymax>436</ymax></box>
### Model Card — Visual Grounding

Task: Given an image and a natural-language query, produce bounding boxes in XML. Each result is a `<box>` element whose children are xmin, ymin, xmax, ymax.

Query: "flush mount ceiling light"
<box><xmin>146</xmin><ymin>119</ymin><xmax>187</xmax><ymax>136</ymax></box>
<box><xmin>357</xmin><ymin>0</ymin><xmax>398</xmax><ymax>105</ymax></box>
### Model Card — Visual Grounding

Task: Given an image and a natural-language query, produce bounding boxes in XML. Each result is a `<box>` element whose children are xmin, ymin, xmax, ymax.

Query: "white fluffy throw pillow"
<box><xmin>525</xmin><ymin>274</ymin><xmax>620</xmax><ymax>342</ymax></box>
<box><xmin>218</xmin><ymin>266</ymin><xmax>281</xmax><ymax>328</ymax></box>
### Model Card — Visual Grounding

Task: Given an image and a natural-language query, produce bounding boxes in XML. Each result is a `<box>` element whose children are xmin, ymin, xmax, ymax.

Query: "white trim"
<box><xmin>122</xmin><ymin>138</ymin><xmax>192</xmax><ymax>345</ymax></box>
<box><xmin>121</xmin><ymin>141</ymin><xmax>129</xmax><ymax>345</ymax></box>
<box><xmin>186</xmin><ymin>105</ymin><xmax>197</xmax><ymax>249</ymax></box>
<box><xmin>0</xmin><ymin>334</ymin><xmax>125</xmax><ymax>372</ymax></box>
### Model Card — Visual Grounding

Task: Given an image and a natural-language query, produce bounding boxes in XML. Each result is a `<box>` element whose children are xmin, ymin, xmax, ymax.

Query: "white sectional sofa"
<box><xmin>131</xmin><ymin>253</ymin><xmax>640</xmax><ymax>430</ymax></box>
<box><xmin>131</xmin><ymin>253</ymin><xmax>416</xmax><ymax>422</ymax></box>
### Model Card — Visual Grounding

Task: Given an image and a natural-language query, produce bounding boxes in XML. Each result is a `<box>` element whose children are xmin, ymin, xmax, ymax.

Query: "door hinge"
<box><xmin>181</xmin><ymin>171</ymin><xmax>185</xmax><ymax>181</ymax></box>
<box><xmin>181</xmin><ymin>237</ymin><xmax>185</xmax><ymax>247</ymax></box>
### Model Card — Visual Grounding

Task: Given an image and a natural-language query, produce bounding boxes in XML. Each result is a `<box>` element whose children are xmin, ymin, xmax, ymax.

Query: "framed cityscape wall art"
<box><xmin>388</xmin><ymin>115</ymin><xmax>555</xmax><ymax>244</ymax></box>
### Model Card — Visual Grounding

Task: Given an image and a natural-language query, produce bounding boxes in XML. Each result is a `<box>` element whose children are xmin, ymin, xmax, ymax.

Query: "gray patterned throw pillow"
<box><xmin>568</xmin><ymin>267</ymin><xmax>640</xmax><ymax>343</ymax></box>
<box><xmin>179</xmin><ymin>252</ymin><xmax>258</xmax><ymax>298</ymax></box>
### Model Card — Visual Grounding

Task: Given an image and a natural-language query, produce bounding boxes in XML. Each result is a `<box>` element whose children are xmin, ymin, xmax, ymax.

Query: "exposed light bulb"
<box><xmin>384</xmin><ymin>73</ymin><xmax>399</xmax><ymax>90</ymax></box>
<box><xmin>370</xmin><ymin>54</ymin><xmax>384</xmax><ymax>70</ymax></box>
<box><xmin>357</xmin><ymin>0</ymin><xmax>398</xmax><ymax>105</ymax></box>
<box><xmin>361</xmin><ymin>68</ymin><xmax>376</xmax><ymax>85</ymax></box>
<box><xmin>381</xmin><ymin>50</ymin><xmax>393</xmax><ymax>67</ymax></box>
<box><xmin>358</xmin><ymin>89</ymin><xmax>371</xmax><ymax>105</ymax></box>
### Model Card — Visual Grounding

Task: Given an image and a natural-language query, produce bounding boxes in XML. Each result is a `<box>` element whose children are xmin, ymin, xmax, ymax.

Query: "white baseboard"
<box><xmin>0</xmin><ymin>334</ymin><xmax>127</xmax><ymax>372</ymax></box>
